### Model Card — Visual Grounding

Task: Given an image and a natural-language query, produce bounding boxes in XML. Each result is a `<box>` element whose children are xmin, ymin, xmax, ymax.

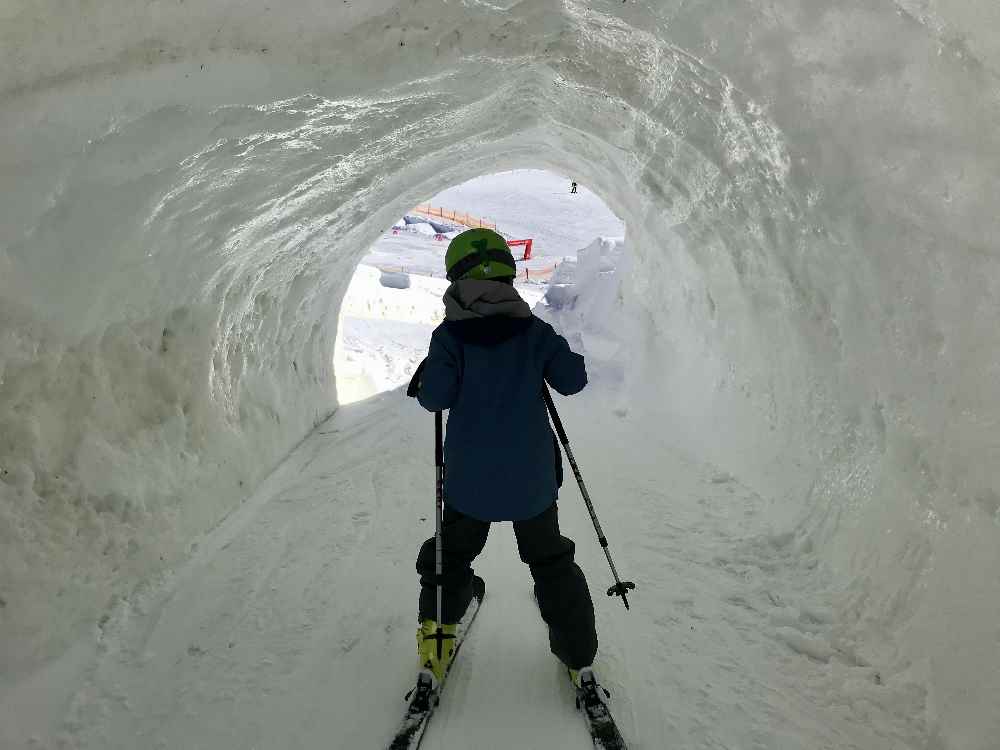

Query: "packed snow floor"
<box><xmin>53</xmin><ymin>381</ymin><xmax>924</xmax><ymax>749</ymax></box>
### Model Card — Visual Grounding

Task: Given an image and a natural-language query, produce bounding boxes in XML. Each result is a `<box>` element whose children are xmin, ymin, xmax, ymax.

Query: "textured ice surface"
<box><xmin>2</xmin><ymin>1</ymin><xmax>999</xmax><ymax>747</ymax></box>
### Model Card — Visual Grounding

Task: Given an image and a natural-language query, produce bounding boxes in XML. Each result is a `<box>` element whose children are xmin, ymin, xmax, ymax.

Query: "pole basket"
<box><xmin>607</xmin><ymin>581</ymin><xmax>637</xmax><ymax>610</ymax></box>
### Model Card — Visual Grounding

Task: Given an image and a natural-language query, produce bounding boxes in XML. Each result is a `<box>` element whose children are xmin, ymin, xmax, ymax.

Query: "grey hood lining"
<box><xmin>443</xmin><ymin>280</ymin><xmax>532</xmax><ymax>321</ymax></box>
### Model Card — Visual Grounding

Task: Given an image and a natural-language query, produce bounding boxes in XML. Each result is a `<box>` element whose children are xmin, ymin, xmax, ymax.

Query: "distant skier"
<box><xmin>570</xmin><ymin>181</ymin><xmax>578</xmax><ymax>194</ymax></box>
<box><xmin>407</xmin><ymin>228</ymin><xmax>599</xmax><ymax>690</ymax></box>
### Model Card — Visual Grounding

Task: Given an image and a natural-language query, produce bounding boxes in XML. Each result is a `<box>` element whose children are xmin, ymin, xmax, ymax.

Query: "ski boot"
<box><xmin>416</xmin><ymin>619</ymin><xmax>457</xmax><ymax>684</ymax></box>
<box><xmin>416</xmin><ymin>576</ymin><xmax>485</xmax><ymax>684</ymax></box>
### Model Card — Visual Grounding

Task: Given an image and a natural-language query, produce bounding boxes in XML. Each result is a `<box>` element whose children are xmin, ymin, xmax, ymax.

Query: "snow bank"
<box><xmin>539</xmin><ymin>237</ymin><xmax>628</xmax><ymax>385</ymax></box>
<box><xmin>0</xmin><ymin>291</ymin><xmax>335</xmax><ymax>676</ymax></box>
<box><xmin>2</xmin><ymin>1</ymin><xmax>1000</xmax><ymax>744</ymax></box>
<box><xmin>339</xmin><ymin>265</ymin><xmax>446</xmax><ymax>328</ymax></box>
<box><xmin>333</xmin><ymin>264</ymin><xmax>442</xmax><ymax>405</ymax></box>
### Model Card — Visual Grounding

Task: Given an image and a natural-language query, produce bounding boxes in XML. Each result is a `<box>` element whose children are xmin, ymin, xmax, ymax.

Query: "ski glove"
<box><xmin>407</xmin><ymin>358</ymin><xmax>428</xmax><ymax>398</ymax></box>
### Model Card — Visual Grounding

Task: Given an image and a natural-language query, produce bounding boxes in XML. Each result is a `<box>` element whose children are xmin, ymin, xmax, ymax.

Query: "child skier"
<box><xmin>407</xmin><ymin>228</ymin><xmax>600</xmax><ymax>691</ymax></box>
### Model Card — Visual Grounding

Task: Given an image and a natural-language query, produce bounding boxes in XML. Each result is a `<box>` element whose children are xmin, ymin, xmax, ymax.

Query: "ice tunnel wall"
<box><xmin>2</xmin><ymin>1</ymin><xmax>999</xmax><ymax>744</ymax></box>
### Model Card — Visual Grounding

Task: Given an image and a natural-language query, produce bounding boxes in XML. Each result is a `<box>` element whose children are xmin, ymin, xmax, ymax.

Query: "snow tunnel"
<box><xmin>2</xmin><ymin>2</ymin><xmax>999</xmax><ymax>748</ymax></box>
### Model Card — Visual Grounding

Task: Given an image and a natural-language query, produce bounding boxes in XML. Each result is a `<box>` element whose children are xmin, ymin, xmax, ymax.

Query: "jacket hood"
<box><xmin>443</xmin><ymin>279</ymin><xmax>532</xmax><ymax>321</ymax></box>
<box><xmin>442</xmin><ymin>280</ymin><xmax>534</xmax><ymax>346</ymax></box>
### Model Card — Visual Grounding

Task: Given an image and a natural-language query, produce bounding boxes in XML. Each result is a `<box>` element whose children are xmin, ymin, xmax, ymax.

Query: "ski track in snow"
<box><xmin>58</xmin><ymin>386</ymin><xmax>924</xmax><ymax>749</ymax></box>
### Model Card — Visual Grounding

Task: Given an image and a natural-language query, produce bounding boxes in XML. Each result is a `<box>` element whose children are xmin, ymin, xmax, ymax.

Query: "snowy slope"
<box><xmin>430</xmin><ymin>171</ymin><xmax>625</xmax><ymax>259</ymax></box>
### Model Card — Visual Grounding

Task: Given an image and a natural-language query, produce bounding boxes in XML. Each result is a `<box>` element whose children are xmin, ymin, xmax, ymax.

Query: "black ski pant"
<box><xmin>416</xmin><ymin>501</ymin><xmax>598</xmax><ymax>670</ymax></box>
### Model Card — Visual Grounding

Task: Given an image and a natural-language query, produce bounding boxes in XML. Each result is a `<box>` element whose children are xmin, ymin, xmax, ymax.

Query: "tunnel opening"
<box><xmin>333</xmin><ymin>169</ymin><xmax>626</xmax><ymax>404</ymax></box>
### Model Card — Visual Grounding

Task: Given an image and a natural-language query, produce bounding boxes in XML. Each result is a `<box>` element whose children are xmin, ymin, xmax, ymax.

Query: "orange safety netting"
<box><xmin>413</xmin><ymin>204</ymin><xmax>497</xmax><ymax>231</ymax></box>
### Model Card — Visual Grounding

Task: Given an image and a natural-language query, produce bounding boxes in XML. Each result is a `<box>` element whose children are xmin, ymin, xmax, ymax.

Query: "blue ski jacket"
<box><xmin>414</xmin><ymin>313</ymin><xmax>587</xmax><ymax>521</ymax></box>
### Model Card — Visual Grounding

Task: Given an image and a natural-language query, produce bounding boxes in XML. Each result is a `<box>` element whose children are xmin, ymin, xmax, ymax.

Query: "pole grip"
<box><xmin>541</xmin><ymin>385</ymin><xmax>569</xmax><ymax>445</ymax></box>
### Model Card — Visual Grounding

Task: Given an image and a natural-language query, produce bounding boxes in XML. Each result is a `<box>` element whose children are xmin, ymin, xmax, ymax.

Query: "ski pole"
<box><xmin>542</xmin><ymin>385</ymin><xmax>637</xmax><ymax>610</ymax></box>
<box><xmin>429</xmin><ymin>412</ymin><xmax>454</xmax><ymax>664</ymax></box>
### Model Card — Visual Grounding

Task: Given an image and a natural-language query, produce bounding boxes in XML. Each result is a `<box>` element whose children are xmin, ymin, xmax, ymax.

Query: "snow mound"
<box><xmin>540</xmin><ymin>237</ymin><xmax>627</xmax><ymax>377</ymax></box>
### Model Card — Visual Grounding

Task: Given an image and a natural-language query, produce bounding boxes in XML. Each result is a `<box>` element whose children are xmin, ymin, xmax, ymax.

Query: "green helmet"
<box><xmin>445</xmin><ymin>229</ymin><xmax>517</xmax><ymax>282</ymax></box>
